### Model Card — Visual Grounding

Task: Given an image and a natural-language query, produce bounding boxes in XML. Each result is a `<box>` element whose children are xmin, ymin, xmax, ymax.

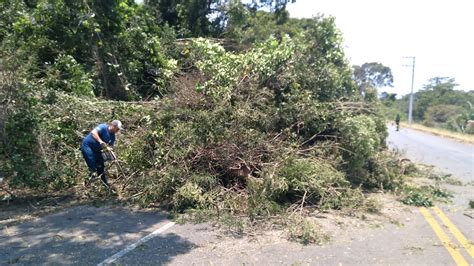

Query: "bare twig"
<box><xmin>300</xmin><ymin>190</ymin><xmax>308</xmax><ymax>212</ymax></box>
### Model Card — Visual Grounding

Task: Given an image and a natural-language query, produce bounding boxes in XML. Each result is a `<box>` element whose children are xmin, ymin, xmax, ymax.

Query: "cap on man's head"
<box><xmin>111</xmin><ymin>120</ymin><xmax>123</xmax><ymax>130</ymax></box>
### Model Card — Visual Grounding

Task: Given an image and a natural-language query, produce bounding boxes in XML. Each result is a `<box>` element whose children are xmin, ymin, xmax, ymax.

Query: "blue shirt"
<box><xmin>82</xmin><ymin>123</ymin><xmax>116</xmax><ymax>153</ymax></box>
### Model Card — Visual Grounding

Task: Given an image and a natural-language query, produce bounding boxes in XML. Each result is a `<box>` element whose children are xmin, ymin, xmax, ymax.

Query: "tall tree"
<box><xmin>412</xmin><ymin>77</ymin><xmax>459</xmax><ymax>120</ymax></box>
<box><xmin>292</xmin><ymin>16</ymin><xmax>356</xmax><ymax>101</ymax></box>
<box><xmin>144</xmin><ymin>0</ymin><xmax>296</xmax><ymax>38</ymax></box>
<box><xmin>423</xmin><ymin>77</ymin><xmax>457</xmax><ymax>93</ymax></box>
<box><xmin>352</xmin><ymin>62</ymin><xmax>393</xmax><ymax>93</ymax></box>
<box><xmin>249</xmin><ymin>0</ymin><xmax>296</xmax><ymax>13</ymax></box>
<box><xmin>145</xmin><ymin>0</ymin><xmax>216</xmax><ymax>37</ymax></box>
<box><xmin>380</xmin><ymin>91</ymin><xmax>397</xmax><ymax>106</ymax></box>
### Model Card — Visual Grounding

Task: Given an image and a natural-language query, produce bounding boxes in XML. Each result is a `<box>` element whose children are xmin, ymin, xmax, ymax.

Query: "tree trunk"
<box><xmin>92</xmin><ymin>43</ymin><xmax>109</xmax><ymax>98</ymax></box>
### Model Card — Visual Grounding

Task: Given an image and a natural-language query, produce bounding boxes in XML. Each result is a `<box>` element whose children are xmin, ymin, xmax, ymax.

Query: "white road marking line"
<box><xmin>97</xmin><ymin>221</ymin><xmax>176</xmax><ymax>266</ymax></box>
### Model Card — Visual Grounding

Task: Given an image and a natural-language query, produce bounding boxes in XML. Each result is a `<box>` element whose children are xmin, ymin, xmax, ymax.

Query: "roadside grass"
<box><xmin>173</xmin><ymin>193</ymin><xmax>388</xmax><ymax>245</ymax></box>
<box><xmin>286</xmin><ymin>216</ymin><xmax>329</xmax><ymax>245</ymax></box>
<box><xmin>399</xmin><ymin>163</ymin><xmax>455</xmax><ymax>207</ymax></box>
<box><xmin>429</xmin><ymin>174</ymin><xmax>463</xmax><ymax>186</ymax></box>
<box><xmin>176</xmin><ymin>161</ymin><xmax>458</xmax><ymax>241</ymax></box>
<box><xmin>400</xmin><ymin>122</ymin><xmax>474</xmax><ymax>144</ymax></box>
<box><xmin>400</xmin><ymin>184</ymin><xmax>454</xmax><ymax>207</ymax></box>
<box><xmin>407</xmin><ymin>163</ymin><xmax>463</xmax><ymax>186</ymax></box>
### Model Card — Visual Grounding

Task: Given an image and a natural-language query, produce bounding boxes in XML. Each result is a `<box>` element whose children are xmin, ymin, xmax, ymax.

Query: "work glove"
<box><xmin>100</xmin><ymin>142</ymin><xmax>108</xmax><ymax>149</ymax></box>
<box><xmin>101</xmin><ymin>143</ymin><xmax>114</xmax><ymax>154</ymax></box>
<box><xmin>101</xmin><ymin>148</ymin><xmax>113</xmax><ymax>161</ymax></box>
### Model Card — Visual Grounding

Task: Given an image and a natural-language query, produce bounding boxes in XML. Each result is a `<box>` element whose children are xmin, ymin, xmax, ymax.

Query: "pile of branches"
<box><xmin>1</xmin><ymin>37</ymin><xmax>405</xmax><ymax>218</ymax></box>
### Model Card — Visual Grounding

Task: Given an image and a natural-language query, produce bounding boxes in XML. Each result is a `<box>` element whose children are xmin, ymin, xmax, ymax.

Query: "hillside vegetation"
<box><xmin>385</xmin><ymin>77</ymin><xmax>474</xmax><ymax>134</ymax></box>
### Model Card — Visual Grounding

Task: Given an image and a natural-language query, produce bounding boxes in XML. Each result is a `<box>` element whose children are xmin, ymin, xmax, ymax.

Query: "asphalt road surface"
<box><xmin>386</xmin><ymin>124</ymin><xmax>473</xmax><ymax>183</ymax></box>
<box><xmin>387</xmin><ymin>123</ymin><xmax>473</xmax><ymax>265</ymax></box>
<box><xmin>1</xmin><ymin>125</ymin><xmax>473</xmax><ymax>265</ymax></box>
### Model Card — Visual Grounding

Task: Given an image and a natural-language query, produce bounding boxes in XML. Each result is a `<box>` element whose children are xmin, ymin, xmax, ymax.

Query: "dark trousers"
<box><xmin>81</xmin><ymin>143</ymin><xmax>105</xmax><ymax>179</ymax></box>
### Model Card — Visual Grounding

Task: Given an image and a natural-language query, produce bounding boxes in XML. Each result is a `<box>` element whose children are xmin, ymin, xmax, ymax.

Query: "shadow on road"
<box><xmin>0</xmin><ymin>204</ymin><xmax>193</xmax><ymax>265</ymax></box>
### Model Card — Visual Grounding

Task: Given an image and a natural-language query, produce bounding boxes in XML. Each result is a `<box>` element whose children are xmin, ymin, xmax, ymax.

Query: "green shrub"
<box><xmin>286</xmin><ymin>216</ymin><xmax>327</xmax><ymax>245</ymax></box>
<box><xmin>339</xmin><ymin>115</ymin><xmax>381</xmax><ymax>186</ymax></box>
<box><xmin>172</xmin><ymin>182</ymin><xmax>206</xmax><ymax>211</ymax></box>
<box><xmin>401</xmin><ymin>185</ymin><xmax>453</xmax><ymax>207</ymax></box>
<box><xmin>361</xmin><ymin>152</ymin><xmax>404</xmax><ymax>190</ymax></box>
<box><xmin>372</xmin><ymin>111</ymin><xmax>389</xmax><ymax>147</ymax></box>
<box><xmin>44</xmin><ymin>54</ymin><xmax>94</xmax><ymax>97</ymax></box>
<box><xmin>3</xmin><ymin>85</ymin><xmax>48</xmax><ymax>188</ymax></box>
<box><xmin>423</xmin><ymin>104</ymin><xmax>463</xmax><ymax>129</ymax></box>
<box><xmin>363</xmin><ymin>197</ymin><xmax>382</xmax><ymax>214</ymax></box>
<box><xmin>246</xmin><ymin>176</ymin><xmax>283</xmax><ymax>218</ymax></box>
<box><xmin>271</xmin><ymin>158</ymin><xmax>356</xmax><ymax>209</ymax></box>
<box><xmin>189</xmin><ymin>173</ymin><xmax>219</xmax><ymax>190</ymax></box>
<box><xmin>402</xmin><ymin>188</ymin><xmax>433</xmax><ymax>207</ymax></box>
<box><xmin>430</xmin><ymin>186</ymin><xmax>453</xmax><ymax>200</ymax></box>
<box><xmin>465</xmin><ymin>121</ymin><xmax>474</xmax><ymax>134</ymax></box>
<box><xmin>138</xmin><ymin>167</ymin><xmax>186</xmax><ymax>206</ymax></box>
<box><xmin>340</xmin><ymin>115</ymin><xmax>379</xmax><ymax>168</ymax></box>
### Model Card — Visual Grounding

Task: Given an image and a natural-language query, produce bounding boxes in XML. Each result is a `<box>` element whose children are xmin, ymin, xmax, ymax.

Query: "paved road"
<box><xmin>387</xmin><ymin>124</ymin><xmax>474</xmax><ymax>265</ymax></box>
<box><xmin>1</xmin><ymin>203</ymin><xmax>470</xmax><ymax>265</ymax></box>
<box><xmin>386</xmin><ymin>124</ymin><xmax>473</xmax><ymax>183</ymax></box>
<box><xmin>1</xmin><ymin>125</ymin><xmax>473</xmax><ymax>265</ymax></box>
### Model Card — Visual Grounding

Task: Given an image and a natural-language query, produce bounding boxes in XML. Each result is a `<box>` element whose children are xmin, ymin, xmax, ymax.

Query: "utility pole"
<box><xmin>403</xmin><ymin>57</ymin><xmax>415</xmax><ymax>124</ymax></box>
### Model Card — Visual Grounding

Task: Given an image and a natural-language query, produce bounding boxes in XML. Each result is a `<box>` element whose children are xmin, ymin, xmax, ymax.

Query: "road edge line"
<box><xmin>419</xmin><ymin>207</ymin><xmax>468</xmax><ymax>266</ymax></box>
<box><xmin>97</xmin><ymin>221</ymin><xmax>176</xmax><ymax>266</ymax></box>
<box><xmin>433</xmin><ymin>206</ymin><xmax>474</xmax><ymax>259</ymax></box>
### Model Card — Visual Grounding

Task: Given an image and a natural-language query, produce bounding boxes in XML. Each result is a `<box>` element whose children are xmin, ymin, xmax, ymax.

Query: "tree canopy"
<box><xmin>392</xmin><ymin>77</ymin><xmax>474</xmax><ymax>132</ymax></box>
<box><xmin>352</xmin><ymin>62</ymin><xmax>394</xmax><ymax>91</ymax></box>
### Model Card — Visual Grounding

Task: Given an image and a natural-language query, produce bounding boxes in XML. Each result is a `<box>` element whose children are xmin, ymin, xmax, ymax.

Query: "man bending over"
<box><xmin>81</xmin><ymin>120</ymin><xmax>122</xmax><ymax>188</ymax></box>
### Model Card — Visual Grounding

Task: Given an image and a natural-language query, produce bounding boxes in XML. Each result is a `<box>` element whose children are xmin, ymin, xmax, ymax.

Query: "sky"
<box><xmin>286</xmin><ymin>0</ymin><xmax>474</xmax><ymax>97</ymax></box>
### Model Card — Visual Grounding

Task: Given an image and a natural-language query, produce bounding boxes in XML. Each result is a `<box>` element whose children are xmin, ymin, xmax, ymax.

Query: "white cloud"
<box><xmin>286</xmin><ymin>0</ymin><xmax>474</xmax><ymax>96</ymax></box>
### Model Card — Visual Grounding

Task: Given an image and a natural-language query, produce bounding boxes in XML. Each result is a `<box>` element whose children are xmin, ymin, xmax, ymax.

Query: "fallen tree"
<box><xmin>1</xmin><ymin>17</ymin><xmax>405</xmax><ymax>224</ymax></box>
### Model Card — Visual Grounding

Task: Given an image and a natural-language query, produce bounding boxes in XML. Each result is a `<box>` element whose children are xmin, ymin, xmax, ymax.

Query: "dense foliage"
<box><xmin>352</xmin><ymin>62</ymin><xmax>393</xmax><ymax>99</ymax></box>
<box><xmin>390</xmin><ymin>77</ymin><xmax>474</xmax><ymax>133</ymax></box>
<box><xmin>1</xmin><ymin>0</ymin><xmax>406</xmax><ymax>217</ymax></box>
